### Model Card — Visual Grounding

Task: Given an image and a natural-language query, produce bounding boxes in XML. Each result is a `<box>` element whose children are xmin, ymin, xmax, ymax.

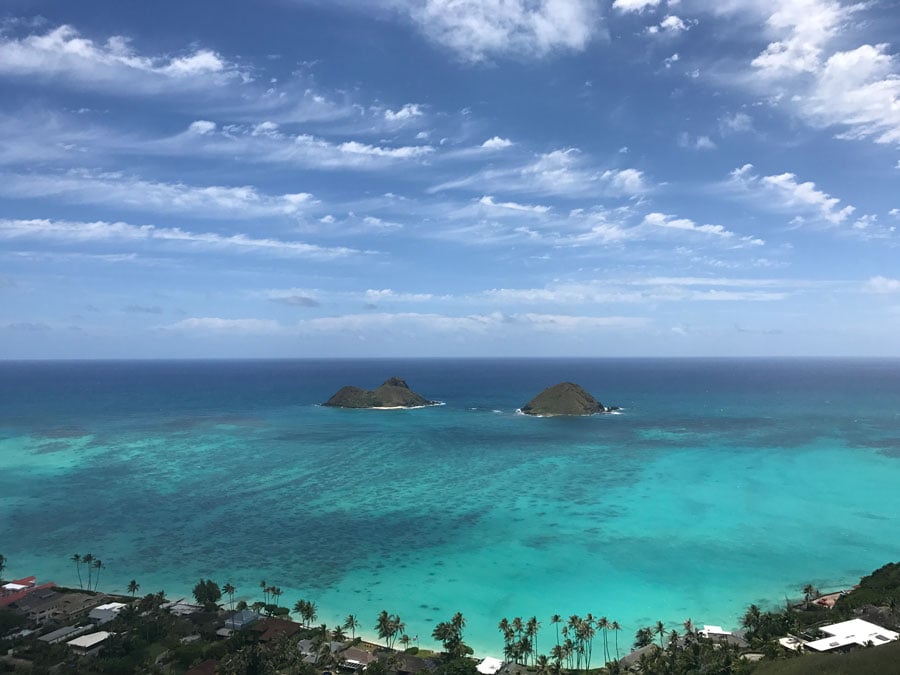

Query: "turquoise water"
<box><xmin>2</xmin><ymin>358</ymin><xmax>900</xmax><ymax>656</ymax></box>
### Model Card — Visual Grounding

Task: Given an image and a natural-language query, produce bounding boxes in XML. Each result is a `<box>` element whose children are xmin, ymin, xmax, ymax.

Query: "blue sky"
<box><xmin>1</xmin><ymin>0</ymin><xmax>899</xmax><ymax>358</ymax></box>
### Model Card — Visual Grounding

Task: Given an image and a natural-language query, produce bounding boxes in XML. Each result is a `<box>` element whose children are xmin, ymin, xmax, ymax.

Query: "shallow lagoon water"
<box><xmin>2</xmin><ymin>358</ymin><xmax>900</xmax><ymax>656</ymax></box>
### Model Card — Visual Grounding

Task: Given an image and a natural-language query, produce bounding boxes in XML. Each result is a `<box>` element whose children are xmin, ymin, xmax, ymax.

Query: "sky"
<box><xmin>1</xmin><ymin>0</ymin><xmax>899</xmax><ymax>358</ymax></box>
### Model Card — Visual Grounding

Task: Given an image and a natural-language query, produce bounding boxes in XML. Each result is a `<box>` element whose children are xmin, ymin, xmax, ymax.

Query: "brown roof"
<box><xmin>254</xmin><ymin>617</ymin><xmax>303</xmax><ymax>642</ymax></box>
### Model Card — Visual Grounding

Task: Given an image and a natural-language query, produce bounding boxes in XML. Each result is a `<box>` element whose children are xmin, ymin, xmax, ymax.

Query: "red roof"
<box><xmin>0</xmin><ymin>581</ymin><xmax>56</xmax><ymax>608</ymax></box>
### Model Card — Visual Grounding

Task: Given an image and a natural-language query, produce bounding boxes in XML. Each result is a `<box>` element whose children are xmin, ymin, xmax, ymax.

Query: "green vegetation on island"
<box><xmin>323</xmin><ymin>377</ymin><xmax>437</xmax><ymax>409</ymax></box>
<box><xmin>521</xmin><ymin>383</ymin><xmax>617</xmax><ymax>416</ymax></box>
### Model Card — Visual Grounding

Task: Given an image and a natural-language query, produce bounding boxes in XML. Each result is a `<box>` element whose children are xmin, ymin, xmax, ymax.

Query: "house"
<box><xmin>225</xmin><ymin>609</ymin><xmax>260</xmax><ymax>630</ymax></box>
<box><xmin>88</xmin><ymin>601</ymin><xmax>127</xmax><ymax>625</ymax></box>
<box><xmin>340</xmin><ymin>647</ymin><xmax>378</xmax><ymax>670</ymax></box>
<box><xmin>186</xmin><ymin>660</ymin><xmax>220</xmax><ymax>675</ymax></box>
<box><xmin>67</xmin><ymin>631</ymin><xmax>112</xmax><ymax>656</ymax></box>
<box><xmin>254</xmin><ymin>617</ymin><xmax>302</xmax><ymax>643</ymax></box>
<box><xmin>38</xmin><ymin>625</ymin><xmax>91</xmax><ymax>645</ymax></box>
<box><xmin>13</xmin><ymin>588</ymin><xmax>64</xmax><ymax>623</ymax></box>
<box><xmin>804</xmin><ymin>618</ymin><xmax>900</xmax><ymax>652</ymax></box>
<box><xmin>476</xmin><ymin>657</ymin><xmax>504</xmax><ymax>675</ymax></box>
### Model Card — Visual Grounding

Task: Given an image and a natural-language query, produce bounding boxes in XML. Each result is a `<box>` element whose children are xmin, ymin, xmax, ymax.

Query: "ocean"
<box><xmin>2</xmin><ymin>358</ymin><xmax>899</xmax><ymax>656</ymax></box>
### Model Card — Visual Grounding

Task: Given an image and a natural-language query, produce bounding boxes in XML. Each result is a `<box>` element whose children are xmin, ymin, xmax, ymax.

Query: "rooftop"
<box><xmin>67</xmin><ymin>631</ymin><xmax>112</xmax><ymax>650</ymax></box>
<box><xmin>805</xmin><ymin>618</ymin><xmax>900</xmax><ymax>652</ymax></box>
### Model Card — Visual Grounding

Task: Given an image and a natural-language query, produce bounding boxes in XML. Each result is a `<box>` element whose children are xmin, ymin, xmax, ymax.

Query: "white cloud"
<box><xmin>0</xmin><ymin>25</ymin><xmax>245</xmax><ymax>94</ymax></box>
<box><xmin>384</xmin><ymin>103</ymin><xmax>424</xmax><ymax>121</ymax></box>
<box><xmin>643</xmin><ymin>212</ymin><xmax>764</xmax><ymax>245</ymax></box>
<box><xmin>0</xmin><ymin>218</ymin><xmax>362</xmax><ymax>260</ymax></box>
<box><xmin>432</xmin><ymin>148</ymin><xmax>647</xmax><ymax>197</ymax></box>
<box><xmin>678</xmin><ymin>132</ymin><xmax>716</xmax><ymax>150</ymax></box>
<box><xmin>478</xmin><ymin>195</ymin><xmax>550</xmax><ymax>214</ymax></box>
<box><xmin>167</xmin><ymin>317</ymin><xmax>283</xmax><ymax>334</ymax></box>
<box><xmin>165</xmin><ymin>122</ymin><xmax>435</xmax><ymax>169</ymax></box>
<box><xmin>648</xmin><ymin>15</ymin><xmax>688</xmax><ymax>34</ymax></box>
<box><xmin>0</xmin><ymin>169</ymin><xmax>317</xmax><ymax>219</ymax></box>
<box><xmin>397</xmin><ymin>0</ymin><xmax>599</xmax><ymax>62</ymax></box>
<box><xmin>481</xmin><ymin>136</ymin><xmax>514</xmax><ymax>149</ymax></box>
<box><xmin>613</xmin><ymin>0</ymin><xmax>660</xmax><ymax>12</ymax></box>
<box><xmin>729</xmin><ymin>164</ymin><xmax>855</xmax><ymax>225</ymax></box>
<box><xmin>364</xmin><ymin>289</ymin><xmax>435</xmax><ymax>302</ymax></box>
<box><xmin>866</xmin><ymin>276</ymin><xmax>900</xmax><ymax>293</ymax></box>
<box><xmin>716</xmin><ymin>2</ymin><xmax>900</xmax><ymax>146</ymax></box>
<box><xmin>295</xmin><ymin>310</ymin><xmax>647</xmax><ymax>335</ymax></box>
<box><xmin>719</xmin><ymin>112</ymin><xmax>753</xmax><ymax>135</ymax></box>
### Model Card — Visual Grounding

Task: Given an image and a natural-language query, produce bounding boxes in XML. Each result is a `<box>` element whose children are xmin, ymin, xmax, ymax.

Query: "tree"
<box><xmin>70</xmin><ymin>553</ymin><xmax>82</xmax><ymax>589</ymax></box>
<box><xmin>634</xmin><ymin>626</ymin><xmax>653</xmax><ymax>649</ymax></box>
<box><xmin>376</xmin><ymin>610</ymin><xmax>403</xmax><ymax>649</ymax></box>
<box><xmin>260</xmin><ymin>579</ymin><xmax>268</xmax><ymax>605</ymax></box>
<box><xmin>432</xmin><ymin>612</ymin><xmax>470</xmax><ymax>659</ymax></box>
<box><xmin>271</xmin><ymin>586</ymin><xmax>283</xmax><ymax>606</ymax></box>
<box><xmin>0</xmin><ymin>553</ymin><xmax>5</xmax><ymax>580</ymax></box>
<box><xmin>223</xmin><ymin>582</ymin><xmax>236</xmax><ymax>611</ymax></box>
<box><xmin>83</xmin><ymin>553</ymin><xmax>94</xmax><ymax>590</ymax></box>
<box><xmin>294</xmin><ymin>599</ymin><xmax>317</xmax><ymax>627</ymax></box>
<box><xmin>550</xmin><ymin>614</ymin><xmax>561</xmax><ymax>648</ymax></box>
<box><xmin>344</xmin><ymin>613</ymin><xmax>360</xmax><ymax>639</ymax></box>
<box><xmin>654</xmin><ymin>620</ymin><xmax>666</xmax><ymax>649</ymax></box>
<box><xmin>610</xmin><ymin>620</ymin><xmax>621</xmax><ymax>660</ymax></box>
<box><xmin>598</xmin><ymin>615</ymin><xmax>610</xmax><ymax>665</ymax></box>
<box><xmin>192</xmin><ymin>578</ymin><xmax>222</xmax><ymax>609</ymax></box>
<box><xmin>333</xmin><ymin>624</ymin><xmax>347</xmax><ymax>642</ymax></box>
<box><xmin>127</xmin><ymin>579</ymin><xmax>140</xmax><ymax>597</ymax></box>
<box><xmin>91</xmin><ymin>558</ymin><xmax>104</xmax><ymax>591</ymax></box>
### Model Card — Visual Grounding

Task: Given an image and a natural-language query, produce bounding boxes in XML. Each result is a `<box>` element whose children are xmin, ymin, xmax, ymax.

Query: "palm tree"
<box><xmin>91</xmin><ymin>559</ymin><xmax>103</xmax><ymax>591</ymax></box>
<box><xmin>343</xmin><ymin>614</ymin><xmax>360</xmax><ymax>639</ymax></box>
<box><xmin>83</xmin><ymin>553</ymin><xmax>94</xmax><ymax>591</ymax></box>
<box><xmin>260</xmin><ymin>580</ymin><xmax>268</xmax><ymax>605</ymax></box>
<box><xmin>598</xmin><ymin>616</ymin><xmax>610</xmax><ymax>664</ymax></box>
<box><xmin>654</xmin><ymin>621</ymin><xmax>666</xmax><ymax>649</ymax></box>
<box><xmin>551</xmin><ymin>614</ymin><xmax>561</xmax><ymax>649</ymax></box>
<box><xmin>223</xmin><ymin>583</ymin><xmax>236</xmax><ymax>611</ymax></box>
<box><xmin>0</xmin><ymin>553</ymin><xmax>5</xmax><ymax>580</ymax></box>
<box><xmin>399</xmin><ymin>634</ymin><xmax>411</xmax><ymax>650</ymax></box>
<box><xmin>70</xmin><ymin>553</ymin><xmax>82</xmax><ymax>589</ymax></box>
<box><xmin>526</xmin><ymin>616</ymin><xmax>539</xmax><ymax>667</ymax></box>
<box><xmin>271</xmin><ymin>587</ymin><xmax>282</xmax><ymax>607</ymax></box>
<box><xmin>610</xmin><ymin>621</ymin><xmax>621</xmax><ymax>660</ymax></box>
<box><xmin>333</xmin><ymin>625</ymin><xmax>347</xmax><ymax>642</ymax></box>
<box><xmin>127</xmin><ymin>579</ymin><xmax>140</xmax><ymax>597</ymax></box>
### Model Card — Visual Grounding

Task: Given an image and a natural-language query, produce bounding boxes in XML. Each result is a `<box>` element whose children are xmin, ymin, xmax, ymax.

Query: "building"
<box><xmin>88</xmin><ymin>601</ymin><xmax>127</xmax><ymax>625</ymax></box>
<box><xmin>67</xmin><ymin>631</ymin><xmax>112</xmax><ymax>656</ymax></box>
<box><xmin>224</xmin><ymin>609</ymin><xmax>260</xmax><ymax>630</ymax></box>
<box><xmin>13</xmin><ymin>588</ymin><xmax>64</xmax><ymax>623</ymax></box>
<box><xmin>804</xmin><ymin>618</ymin><xmax>900</xmax><ymax>652</ymax></box>
<box><xmin>38</xmin><ymin>625</ymin><xmax>91</xmax><ymax>645</ymax></box>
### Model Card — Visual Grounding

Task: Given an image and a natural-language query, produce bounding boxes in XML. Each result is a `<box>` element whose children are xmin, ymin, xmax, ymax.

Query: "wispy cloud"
<box><xmin>643</xmin><ymin>212</ymin><xmax>764</xmax><ymax>246</ymax></box>
<box><xmin>166</xmin><ymin>317</ymin><xmax>283</xmax><ymax>334</ymax></box>
<box><xmin>728</xmin><ymin>163</ymin><xmax>855</xmax><ymax>225</ymax></box>
<box><xmin>432</xmin><ymin>148</ymin><xmax>648</xmax><ymax>198</ymax></box>
<box><xmin>0</xmin><ymin>169</ymin><xmax>317</xmax><ymax>219</ymax></box>
<box><xmin>163</xmin><ymin>121</ymin><xmax>435</xmax><ymax>169</ymax></box>
<box><xmin>0</xmin><ymin>218</ymin><xmax>364</xmax><ymax>260</ymax></box>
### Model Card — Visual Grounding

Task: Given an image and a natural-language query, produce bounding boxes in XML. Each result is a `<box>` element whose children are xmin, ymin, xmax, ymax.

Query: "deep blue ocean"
<box><xmin>2</xmin><ymin>358</ymin><xmax>900</xmax><ymax>655</ymax></box>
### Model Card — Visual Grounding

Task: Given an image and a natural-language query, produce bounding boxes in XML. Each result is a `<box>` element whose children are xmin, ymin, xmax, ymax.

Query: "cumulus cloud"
<box><xmin>719</xmin><ymin>112</ymin><xmax>753</xmax><ymax>135</ymax></box>
<box><xmin>396</xmin><ymin>0</ymin><xmax>599</xmax><ymax>62</ymax></box>
<box><xmin>0</xmin><ymin>25</ymin><xmax>245</xmax><ymax>94</ymax></box>
<box><xmin>0</xmin><ymin>218</ymin><xmax>362</xmax><ymax>260</ymax></box>
<box><xmin>481</xmin><ymin>136</ymin><xmax>514</xmax><ymax>149</ymax></box>
<box><xmin>677</xmin><ymin>132</ymin><xmax>716</xmax><ymax>150</ymax></box>
<box><xmin>384</xmin><ymin>103</ymin><xmax>424</xmax><ymax>121</ymax></box>
<box><xmin>715</xmin><ymin>1</ymin><xmax>900</xmax><ymax>146</ymax></box>
<box><xmin>647</xmin><ymin>15</ymin><xmax>688</xmax><ymax>34</ymax></box>
<box><xmin>729</xmin><ymin>163</ymin><xmax>855</xmax><ymax>225</ymax></box>
<box><xmin>0</xmin><ymin>169</ymin><xmax>317</xmax><ymax>219</ymax></box>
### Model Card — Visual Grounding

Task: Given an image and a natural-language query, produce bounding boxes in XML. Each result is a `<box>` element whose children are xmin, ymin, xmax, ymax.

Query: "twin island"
<box><xmin>323</xmin><ymin>378</ymin><xmax>619</xmax><ymax>416</ymax></box>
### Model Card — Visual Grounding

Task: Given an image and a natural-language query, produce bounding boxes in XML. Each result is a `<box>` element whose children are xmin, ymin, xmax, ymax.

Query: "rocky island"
<box><xmin>521</xmin><ymin>382</ymin><xmax>619</xmax><ymax>416</ymax></box>
<box><xmin>322</xmin><ymin>377</ymin><xmax>438</xmax><ymax>409</ymax></box>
